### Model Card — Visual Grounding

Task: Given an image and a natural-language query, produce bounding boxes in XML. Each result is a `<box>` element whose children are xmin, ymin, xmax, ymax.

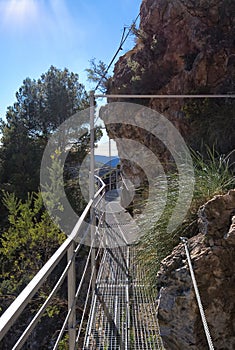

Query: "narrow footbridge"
<box><xmin>0</xmin><ymin>93</ymin><xmax>227</xmax><ymax>350</ymax></box>
<box><xmin>0</xmin><ymin>176</ymin><xmax>164</xmax><ymax>350</ymax></box>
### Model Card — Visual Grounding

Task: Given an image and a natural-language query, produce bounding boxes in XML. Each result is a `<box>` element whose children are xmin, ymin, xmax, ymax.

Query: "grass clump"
<box><xmin>137</xmin><ymin>148</ymin><xmax>235</xmax><ymax>288</ymax></box>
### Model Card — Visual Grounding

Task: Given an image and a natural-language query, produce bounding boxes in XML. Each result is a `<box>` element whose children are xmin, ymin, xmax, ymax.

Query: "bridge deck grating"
<box><xmin>83</xmin><ymin>246</ymin><xmax>164</xmax><ymax>350</ymax></box>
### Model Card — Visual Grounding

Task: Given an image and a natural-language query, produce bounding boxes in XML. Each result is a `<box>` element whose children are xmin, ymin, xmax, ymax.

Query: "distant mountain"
<box><xmin>95</xmin><ymin>155</ymin><xmax>120</xmax><ymax>168</ymax></box>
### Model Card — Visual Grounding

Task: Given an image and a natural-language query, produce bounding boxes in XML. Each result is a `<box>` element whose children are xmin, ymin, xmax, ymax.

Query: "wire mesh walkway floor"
<box><xmin>104</xmin><ymin>188</ymin><xmax>140</xmax><ymax>247</ymax></box>
<box><xmin>84</xmin><ymin>246</ymin><xmax>164</xmax><ymax>350</ymax></box>
<box><xmin>83</xmin><ymin>189</ymin><xmax>164</xmax><ymax>350</ymax></box>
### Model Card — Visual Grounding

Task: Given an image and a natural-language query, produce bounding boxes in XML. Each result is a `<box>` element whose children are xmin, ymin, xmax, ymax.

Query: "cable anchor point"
<box><xmin>180</xmin><ymin>236</ymin><xmax>188</xmax><ymax>244</ymax></box>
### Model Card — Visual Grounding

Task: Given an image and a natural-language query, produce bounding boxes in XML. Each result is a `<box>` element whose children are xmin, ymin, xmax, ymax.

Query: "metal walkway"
<box><xmin>0</xmin><ymin>91</ymin><xmax>224</xmax><ymax>349</ymax></box>
<box><xmin>84</xmin><ymin>246</ymin><xmax>164</xmax><ymax>350</ymax></box>
<box><xmin>83</xmin><ymin>189</ymin><xmax>164</xmax><ymax>350</ymax></box>
<box><xmin>0</xmin><ymin>179</ymin><xmax>164</xmax><ymax>350</ymax></box>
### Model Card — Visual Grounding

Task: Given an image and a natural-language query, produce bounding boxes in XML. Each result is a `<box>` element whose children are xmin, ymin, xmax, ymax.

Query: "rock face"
<box><xmin>104</xmin><ymin>2</ymin><xmax>235</xmax><ymax>347</ymax></box>
<box><xmin>100</xmin><ymin>102</ymin><xmax>183</xmax><ymax>193</ymax></box>
<box><xmin>104</xmin><ymin>0</ymin><xmax>235</xmax><ymax>184</ymax></box>
<box><xmin>156</xmin><ymin>190</ymin><xmax>235</xmax><ymax>349</ymax></box>
<box><xmin>110</xmin><ymin>0</ymin><xmax>235</xmax><ymax>101</ymax></box>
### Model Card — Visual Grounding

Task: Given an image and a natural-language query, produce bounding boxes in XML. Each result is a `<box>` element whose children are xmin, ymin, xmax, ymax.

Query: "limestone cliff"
<box><xmin>106</xmin><ymin>0</ymin><xmax>235</xmax><ymax>159</ymax></box>
<box><xmin>103</xmin><ymin>2</ymin><xmax>235</xmax><ymax>348</ymax></box>
<box><xmin>110</xmin><ymin>0</ymin><xmax>235</xmax><ymax>101</ymax></box>
<box><xmin>156</xmin><ymin>190</ymin><xmax>235</xmax><ymax>349</ymax></box>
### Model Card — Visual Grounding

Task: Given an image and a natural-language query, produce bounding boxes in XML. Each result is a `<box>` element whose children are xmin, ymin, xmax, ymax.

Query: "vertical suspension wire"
<box><xmin>75</xmin><ymin>235</ymin><xmax>104</xmax><ymax>348</ymax></box>
<box><xmin>180</xmin><ymin>237</ymin><xmax>214</xmax><ymax>350</ymax></box>
<box><xmin>83</xmin><ymin>249</ymin><xmax>108</xmax><ymax>349</ymax></box>
<box><xmin>90</xmin><ymin>91</ymin><xmax>96</xmax><ymax>295</ymax></box>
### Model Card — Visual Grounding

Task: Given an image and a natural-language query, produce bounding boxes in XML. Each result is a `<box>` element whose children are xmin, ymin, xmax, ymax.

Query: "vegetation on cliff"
<box><xmin>137</xmin><ymin>149</ymin><xmax>235</xmax><ymax>287</ymax></box>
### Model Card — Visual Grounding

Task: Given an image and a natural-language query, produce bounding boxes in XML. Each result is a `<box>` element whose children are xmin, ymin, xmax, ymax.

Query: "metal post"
<box><xmin>109</xmin><ymin>137</ymin><xmax>112</xmax><ymax>191</ymax></box>
<box><xmin>89</xmin><ymin>91</ymin><xmax>95</xmax><ymax>199</ymax></box>
<box><xmin>180</xmin><ymin>237</ymin><xmax>214</xmax><ymax>350</ymax></box>
<box><xmin>89</xmin><ymin>91</ymin><xmax>96</xmax><ymax>293</ymax></box>
<box><xmin>67</xmin><ymin>242</ymin><xmax>76</xmax><ymax>350</ymax></box>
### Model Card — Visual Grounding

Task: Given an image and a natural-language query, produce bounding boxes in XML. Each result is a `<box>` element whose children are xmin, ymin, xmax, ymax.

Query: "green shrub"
<box><xmin>0</xmin><ymin>191</ymin><xmax>66</xmax><ymax>298</ymax></box>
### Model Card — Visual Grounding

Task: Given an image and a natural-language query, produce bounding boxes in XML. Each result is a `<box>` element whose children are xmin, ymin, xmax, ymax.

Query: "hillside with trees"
<box><xmin>0</xmin><ymin>66</ymin><xmax>102</xmax><ymax>348</ymax></box>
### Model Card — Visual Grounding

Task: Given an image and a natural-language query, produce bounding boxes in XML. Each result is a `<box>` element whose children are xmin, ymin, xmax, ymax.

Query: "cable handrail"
<box><xmin>180</xmin><ymin>237</ymin><xmax>214</xmax><ymax>350</ymax></box>
<box><xmin>0</xmin><ymin>234</ymin><xmax>74</xmax><ymax>340</ymax></box>
<box><xmin>2</xmin><ymin>170</ymin><xmax>217</xmax><ymax>349</ymax></box>
<box><xmin>95</xmin><ymin>93</ymin><xmax>235</xmax><ymax>99</ymax></box>
<box><xmin>53</xmin><ymin>229</ymin><xmax>101</xmax><ymax>350</ymax></box>
<box><xmin>0</xmin><ymin>176</ymin><xmax>106</xmax><ymax>348</ymax></box>
<box><xmin>12</xmin><ymin>240</ymin><xmax>82</xmax><ymax>350</ymax></box>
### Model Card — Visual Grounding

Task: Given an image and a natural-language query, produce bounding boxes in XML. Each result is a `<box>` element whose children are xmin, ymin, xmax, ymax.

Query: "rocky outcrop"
<box><xmin>156</xmin><ymin>190</ymin><xmax>235</xmax><ymax>349</ymax></box>
<box><xmin>103</xmin><ymin>2</ymin><xmax>235</xmax><ymax>346</ymax></box>
<box><xmin>110</xmin><ymin>0</ymin><xmax>235</xmax><ymax>104</ymax></box>
<box><xmin>104</xmin><ymin>0</ymin><xmax>235</xmax><ymax>184</ymax></box>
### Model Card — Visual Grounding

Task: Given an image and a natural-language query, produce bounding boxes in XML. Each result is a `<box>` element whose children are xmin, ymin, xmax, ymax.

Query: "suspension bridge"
<box><xmin>1</xmin><ymin>92</ymin><xmax>231</xmax><ymax>349</ymax></box>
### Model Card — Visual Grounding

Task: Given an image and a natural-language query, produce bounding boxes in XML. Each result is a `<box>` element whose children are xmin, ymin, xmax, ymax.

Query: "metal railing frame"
<box><xmin>1</xmin><ymin>93</ymin><xmax>234</xmax><ymax>348</ymax></box>
<box><xmin>0</xmin><ymin>176</ymin><xmax>106</xmax><ymax>350</ymax></box>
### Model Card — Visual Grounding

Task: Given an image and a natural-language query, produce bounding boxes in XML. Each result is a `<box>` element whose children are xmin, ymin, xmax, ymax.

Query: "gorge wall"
<box><xmin>104</xmin><ymin>0</ymin><xmax>235</xmax><ymax>185</ymax></box>
<box><xmin>157</xmin><ymin>190</ymin><xmax>235</xmax><ymax>349</ymax></box>
<box><xmin>103</xmin><ymin>1</ymin><xmax>235</xmax><ymax>348</ymax></box>
<box><xmin>110</xmin><ymin>0</ymin><xmax>235</xmax><ymax>100</ymax></box>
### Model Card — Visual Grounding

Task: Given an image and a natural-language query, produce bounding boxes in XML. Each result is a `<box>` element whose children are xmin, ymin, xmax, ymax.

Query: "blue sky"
<box><xmin>0</xmin><ymin>0</ymin><xmax>141</xmax><ymax>119</ymax></box>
